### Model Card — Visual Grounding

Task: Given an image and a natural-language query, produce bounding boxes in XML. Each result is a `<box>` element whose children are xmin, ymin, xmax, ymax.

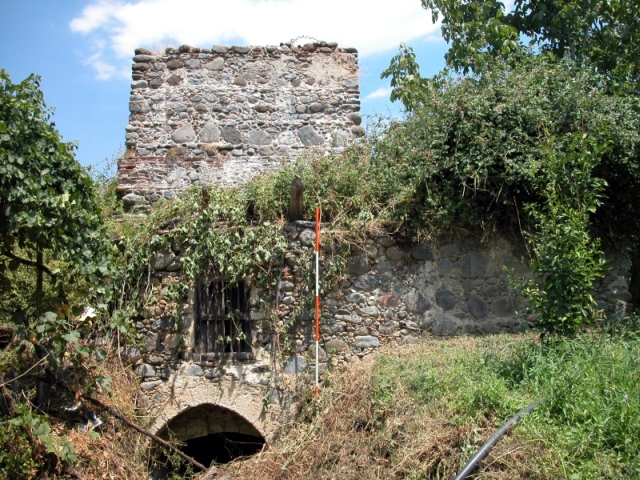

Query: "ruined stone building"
<box><xmin>117</xmin><ymin>41</ymin><xmax>362</xmax><ymax>206</ymax></box>
<box><xmin>118</xmin><ymin>42</ymin><xmax>632</xmax><ymax>469</ymax></box>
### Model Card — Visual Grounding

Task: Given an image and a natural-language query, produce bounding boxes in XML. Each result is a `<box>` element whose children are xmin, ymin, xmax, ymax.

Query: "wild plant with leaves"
<box><xmin>0</xmin><ymin>71</ymin><xmax>129</xmax><ymax>477</ymax></box>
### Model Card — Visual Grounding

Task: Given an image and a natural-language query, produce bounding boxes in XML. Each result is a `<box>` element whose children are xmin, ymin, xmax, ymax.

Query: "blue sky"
<box><xmin>0</xmin><ymin>0</ymin><xmax>448</xmax><ymax>169</ymax></box>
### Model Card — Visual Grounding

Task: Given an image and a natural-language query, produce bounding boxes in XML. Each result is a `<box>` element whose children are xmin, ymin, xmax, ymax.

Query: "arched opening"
<box><xmin>150</xmin><ymin>403</ymin><xmax>265</xmax><ymax>478</ymax></box>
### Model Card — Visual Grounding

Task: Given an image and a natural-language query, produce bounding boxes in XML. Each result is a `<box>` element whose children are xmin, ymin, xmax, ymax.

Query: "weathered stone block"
<box><xmin>405</xmin><ymin>290</ymin><xmax>431</xmax><ymax>314</ymax></box>
<box><xmin>122</xmin><ymin>193</ymin><xmax>145</xmax><ymax>205</ymax></box>
<box><xmin>205</xmin><ymin>57</ymin><xmax>225</xmax><ymax>70</ymax></box>
<box><xmin>440</xmin><ymin>241</ymin><xmax>461</xmax><ymax>256</ymax></box>
<box><xmin>385</xmin><ymin>247</ymin><xmax>405</xmax><ymax>261</ymax></box>
<box><xmin>353</xmin><ymin>335</ymin><xmax>379</xmax><ymax>348</ymax></box>
<box><xmin>378</xmin><ymin>293</ymin><xmax>400</xmax><ymax>307</ymax></box>
<box><xmin>166</xmin><ymin>59</ymin><xmax>184</xmax><ymax>70</ymax></box>
<box><xmin>151</xmin><ymin>253</ymin><xmax>175</xmax><ymax>270</ymax></box>
<box><xmin>129</xmin><ymin>101</ymin><xmax>150</xmax><ymax>113</ymax></box>
<box><xmin>342</xmin><ymin>78</ymin><xmax>359</xmax><ymax>88</ymax></box>
<box><xmin>353</xmin><ymin>274</ymin><xmax>379</xmax><ymax>291</ymax></box>
<box><xmin>135</xmin><ymin>364</ymin><xmax>156</xmax><ymax>377</ymax></box>
<box><xmin>435</xmin><ymin>290</ymin><xmax>457</xmax><ymax>311</ymax></box>
<box><xmin>468</xmin><ymin>293</ymin><xmax>489</xmax><ymax>319</ymax></box>
<box><xmin>377</xmin><ymin>236</ymin><xmax>395</xmax><ymax>247</ymax></box>
<box><xmin>332</xmin><ymin>130</ymin><xmax>348</xmax><ymax>147</ymax></box>
<box><xmin>411</xmin><ymin>245</ymin><xmax>434</xmax><ymax>261</ymax></box>
<box><xmin>143</xmin><ymin>333</ymin><xmax>159</xmax><ymax>352</ymax></box>
<box><xmin>459</xmin><ymin>252</ymin><xmax>488</xmax><ymax>278</ymax></box>
<box><xmin>171</xmin><ymin>124</ymin><xmax>196</xmax><ymax>143</ymax></box>
<box><xmin>298</xmin><ymin>229</ymin><xmax>316</xmax><ymax>247</ymax></box>
<box><xmin>164</xmin><ymin>334</ymin><xmax>182</xmax><ymax>350</ymax></box>
<box><xmin>359</xmin><ymin>306</ymin><xmax>379</xmax><ymax>317</ymax></box>
<box><xmin>185</xmin><ymin>364</ymin><xmax>204</xmax><ymax>376</ymax></box>
<box><xmin>437</xmin><ymin>258</ymin><xmax>452</xmax><ymax>275</ymax></box>
<box><xmin>491</xmin><ymin>297</ymin><xmax>517</xmax><ymax>317</ymax></box>
<box><xmin>480</xmin><ymin>285</ymin><xmax>502</xmax><ymax>298</ymax></box>
<box><xmin>503</xmin><ymin>257</ymin><xmax>529</xmax><ymax>274</ymax></box>
<box><xmin>379</xmin><ymin>320</ymin><xmax>399</xmax><ymax>335</ymax></box>
<box><xmin>140</xmin><ymin>380</ymin><xmax>163</xmax><ymax>390</ymax></box>
<box><xmin>325</xmin><ymin>339</ymin><xmax>348</xmax><ymax>353</ymax></box>
<box><xmin>346</xmin><ymin>292</ymin><xmax>366</xmax><ymax>303</ymax></box>
<box><xmin>247</xmin><ymin>130</ymin><xmax>272</xmax><ymax>145</ymax></box>
<box><xmin>298</xmin><ymin>125</ymin><xmax>324</xmax><ymax>146</ymax></box>
<box><xmin>347</xmin><ymin>255</ymin><xmax>370</xmax><ymax>275</ymax></box>
<box><xmin>431</xmin><ymin>314</ymin><xmax>457</xmax><ymax>336</ymax></box>
<box><xmin>335</xmin><ymin>314</ymin><xmax>362</xmax><ymax>324</ymax></box>
<box><xmin>199</xmin><ymin>122</ymin><xmax>220</xmax><ymax>142</ymax></box>
<box><xmin>222</xmin><ymin>126</ymin><xmax>243</xmax><ymax>144</ymax></box>
<box><xmin>284</xmin><ymin>355</ymin><xmax>306</xmax><ymax>374</ymax></box>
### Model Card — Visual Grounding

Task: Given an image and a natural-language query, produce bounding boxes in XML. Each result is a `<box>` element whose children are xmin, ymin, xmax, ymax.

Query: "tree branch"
<box><xmin>80</xmin><ymin>395</ymin><xmax>208</xmax><ymax>472</ymax></box>
<box><xmin>36</xmin><ymin>370</ymin><xmax>208</xmax><ymax>472</ymax></box>
<box><xmin>2</xmin><ymin>250</ymin><xmax>57</xmax><ymax>282</ymax></box>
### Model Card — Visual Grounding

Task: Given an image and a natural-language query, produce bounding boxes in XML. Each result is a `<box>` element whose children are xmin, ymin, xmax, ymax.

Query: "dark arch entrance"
<box><xmin>151</xmin><ymin>403</ymin><xmax>265</xmax><ymax>477</ymax></box>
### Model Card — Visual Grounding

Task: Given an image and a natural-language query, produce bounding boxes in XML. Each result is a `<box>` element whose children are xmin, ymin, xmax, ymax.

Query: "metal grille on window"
<box><xmin>195</xmin><ymin>280</ymin><xmax>251</xmax><ymax>356</ymax></box>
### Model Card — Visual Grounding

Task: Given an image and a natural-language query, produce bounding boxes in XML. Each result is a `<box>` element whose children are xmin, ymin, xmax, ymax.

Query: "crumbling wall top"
<box><xmin>118</xmin><ymin>42</ymin><xmax>363</xmax><ymax>208</ymax></box>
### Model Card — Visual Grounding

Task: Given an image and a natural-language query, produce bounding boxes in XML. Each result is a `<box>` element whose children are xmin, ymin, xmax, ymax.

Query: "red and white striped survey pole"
<box><xmin>314</xmin><ymin>207</ymin><xmax>321</xmax><ymax>397</ymax></box>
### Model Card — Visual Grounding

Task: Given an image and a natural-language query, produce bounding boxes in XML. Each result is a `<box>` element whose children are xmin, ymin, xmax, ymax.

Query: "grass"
<box><xmin>218</xmin><ymin>333</ymin><xmax>640</xmax><ymax>479</ymax></box>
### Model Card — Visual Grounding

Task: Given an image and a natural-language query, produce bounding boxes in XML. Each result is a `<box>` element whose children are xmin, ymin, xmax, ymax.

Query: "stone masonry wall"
<box><xmin>118</xmin><ymin>42</ymin><xmax>362</xmax><ymax>207</ymax></box>
<box><xmin>129</xmin><ymin>223</ymin><xmax>632</xmax><ymax>388</ymax></box>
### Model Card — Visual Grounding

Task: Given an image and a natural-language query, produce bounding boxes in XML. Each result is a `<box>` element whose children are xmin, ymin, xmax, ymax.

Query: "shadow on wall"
<box><xmin>150</xmin><ymin>403</ymin><xmax>265</xmax><ymax>477</ymax></box>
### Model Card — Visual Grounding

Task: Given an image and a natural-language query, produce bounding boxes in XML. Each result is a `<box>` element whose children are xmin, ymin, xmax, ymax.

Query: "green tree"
<box><xmin>0</xmin><ymin>71</ymin><xmax>120</xmax><ymax>476</ymax></box>
<box><xmin>418</xmin><ymin>0</ymin><xmax>640</xmax><ymax>82</ymax></box>
<box><xmin>376</xmin><ymin>55</ymin><xmax>640</xmax><ymax>324</ymax></box>
<box><xmin>0</xmin><ymin>71</ymin><xmax>111</xmax><ymax>310</ymax></box>
<box><xmin>381</xmin><ymin>0</ymin><xmax>640</xmax><ymax>310</ymax></box>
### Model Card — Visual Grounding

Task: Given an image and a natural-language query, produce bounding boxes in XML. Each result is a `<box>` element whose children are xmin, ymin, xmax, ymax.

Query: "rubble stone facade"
<box><xmin>132</xmin><ymin>224</ymin><xmax>632</xmax><ymax>409</ymax></box>
<box><xmin>117</xmin><ymin>42</ymin><xmax>362</xmax><ymax>206</ymax></box>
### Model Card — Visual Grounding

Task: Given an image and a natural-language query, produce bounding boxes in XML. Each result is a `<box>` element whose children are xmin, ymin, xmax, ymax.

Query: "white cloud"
<box><xmin>363</xmin><ymin>86</ymin><xmax>393</xmax><ymax>101</ymax></box>
<box><xmin>85</xmin><ymin>52</ymin><xmax>117</xmax><ymax>80</ymax></box>
<box><xmin>70</xmin><ymin>0</ymin><xmax>441</xmax><ymax>79</ymax></box>
<box><xmin>70</xmin><ymin>0</ymin><xmax>125</xmax><ymax>34</ymax></box>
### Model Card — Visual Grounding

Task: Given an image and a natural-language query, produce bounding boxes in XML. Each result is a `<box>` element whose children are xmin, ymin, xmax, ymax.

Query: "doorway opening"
<box><xmin>150</xmin><ymin>403</ymin><xmax>265</xmax><ymax>478</ymax></box>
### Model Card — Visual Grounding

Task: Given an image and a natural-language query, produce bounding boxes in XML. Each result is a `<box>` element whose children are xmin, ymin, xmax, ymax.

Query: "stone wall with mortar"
<box><xmin>118</xmin><ymin>42</ymin><xmax>362</xmax><ymax>207</ymax></box>
<box><xmin>278</xmin><ymin>223</ymin><xmax>632</xmax><ymax>370</ymax></box>
<box><xmin>130</xmin><ymin>223</ymin><xmax>631</xmax><ymax>430</ymax></box>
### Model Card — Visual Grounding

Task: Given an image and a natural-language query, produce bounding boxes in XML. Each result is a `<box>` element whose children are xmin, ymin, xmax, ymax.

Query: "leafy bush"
<box><xmin>372</xmin><ymin>54</ymin><xmax>640</xmax><ymax>244</ymax></box>
<box><xmin>521</xmin><ymin>136</ymin><xmax>608</xmax><ymax>335</ymax></box>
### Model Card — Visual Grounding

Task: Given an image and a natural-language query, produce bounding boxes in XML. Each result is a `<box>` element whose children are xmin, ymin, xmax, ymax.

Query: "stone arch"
<box><xmin>146</xmin><ymin>373</ymin><xmax>281</xmax><ymax>443</ymax></box>
<box><xmin>156</xmin><ymin>403</ymin><xmax>263</xmax><ymax>441</ymax></box>
<box><xmin>150</xmin><ymin>401</ymin><xmax>268</xmax><ymax>475</ymax></box>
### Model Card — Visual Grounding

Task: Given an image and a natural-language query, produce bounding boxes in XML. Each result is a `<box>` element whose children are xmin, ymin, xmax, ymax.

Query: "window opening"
<box><xmin>195</xmin><ymin>279</ymin><xmax>251</xmax><ymax>356</ymax></box>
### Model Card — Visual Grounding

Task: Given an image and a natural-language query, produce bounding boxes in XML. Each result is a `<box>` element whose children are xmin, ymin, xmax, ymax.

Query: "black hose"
<box><xmin>453</xmin><ymin>398</ymin><xmax>544</xmax><ymax>480</ymax></box>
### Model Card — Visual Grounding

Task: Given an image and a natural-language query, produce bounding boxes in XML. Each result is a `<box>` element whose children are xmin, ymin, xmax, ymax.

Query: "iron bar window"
<box><xmin>195</xmin><ymin>279</ymin><xmax>251</xmax><ymax>356</ymax></box>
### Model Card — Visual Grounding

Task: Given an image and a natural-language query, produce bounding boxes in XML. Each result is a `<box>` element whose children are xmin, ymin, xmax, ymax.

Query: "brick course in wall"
<box><xmin>117</xmin><ymin>42</ymin><xmax>362</xmax><ymax>206</ymax></box>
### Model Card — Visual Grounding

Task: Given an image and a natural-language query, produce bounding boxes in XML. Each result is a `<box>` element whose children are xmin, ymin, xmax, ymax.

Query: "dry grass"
<box><xmin>214</xmin><ymin>336</ymin><xmax>550</xmax><ymax>480</ymax></box>
<box><xmin>51</xmin><ymin>356</ymin><xmax>149</xmax><ymax>480</ymax></box>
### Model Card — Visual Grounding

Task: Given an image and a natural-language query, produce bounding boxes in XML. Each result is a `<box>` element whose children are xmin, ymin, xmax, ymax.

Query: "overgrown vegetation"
<box><xmin>222</xmin><ymin>333</ymin><xmax>640</xmax><ymax>479</ymax></box>
<box><xmin>2</xmin><ymin>0</ymin><xmax>640</xmax><ymax>474</ymax></box>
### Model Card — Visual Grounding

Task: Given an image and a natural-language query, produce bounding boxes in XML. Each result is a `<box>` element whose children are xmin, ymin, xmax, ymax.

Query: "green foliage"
<box><xmin>419</xmin><ymin>0</ymin><xmax>640</xmax><ymax>83</ymax></box>
<box><xmin>520</xmin><ymin>136</ymin><xmax>607</xmax><ymax>335</ymax></box>
<box><xmin>422</xmin><ymin>0</ymin><xmax>522</xmax><ymax>74</ymax></box>
<box><xmin>0</xmin><ymin>72</ymin><xmax>127</xmax><ymax>478</ymax></box>
<box><xmin>0</xmin><ymin>402</ymin><xmax>77</xmax><ymax>479</ymax></box>
<box><xmin>245</xmin><ymin>146</ymin><xmax>387</xmax><ymax>231</ymax></box>
<box><xmin>0</xmin><ymin>71</ymin><xmax>113</xmax><ymax>293</ymax></box>
<box><xmin>0</xmin><ymin>416</ymin><xmax>39</xmax><ymax>479</ymax></box>
<box><xmin>489</xmin><ymin>336</ymin><xmax>640</xmax><ymax>477</ymax></box>
<box><xmin>371</xmin><ymin>335</ymin><xmax>640</xmax><ymax>477</ymax></box>
<box><xmin>373</xmin><ymin>55</ymin><xmax>640</xmax><ymax>244</ymax></box>
<box><xmin>381</xmin><ymin>44</ymin><xmax>431</xmax><ymax>112</ymax></box>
